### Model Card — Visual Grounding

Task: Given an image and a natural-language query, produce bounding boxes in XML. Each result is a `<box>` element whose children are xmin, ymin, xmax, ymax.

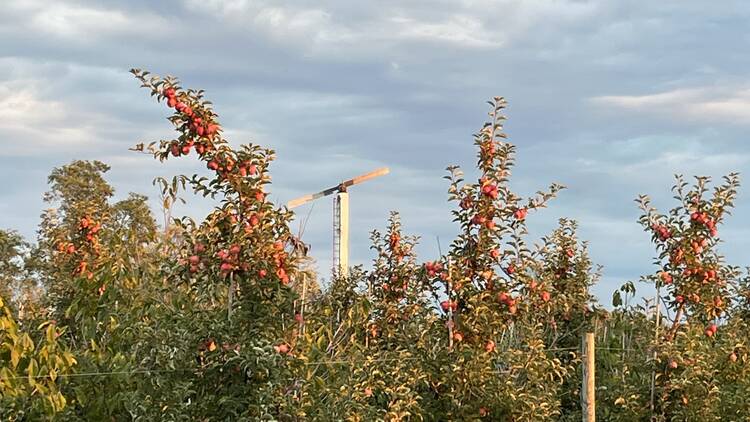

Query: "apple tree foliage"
<box><xmin>1</xmin><ymin>70</ymin><xmax>750</xmax><ymax>421</ymax></box>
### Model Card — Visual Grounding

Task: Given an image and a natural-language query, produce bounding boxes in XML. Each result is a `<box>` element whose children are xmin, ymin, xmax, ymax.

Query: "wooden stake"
<box><xmin>447</xmin><ymin>258</ymin><xmax>454</xmax><ymax>351</ymax></box>
<box><xmin>366</xmin><ymin>276</ymin><xmax>372</xmax><ymax>348</ymax></box>
<box><xmin>650</xmin><ymin>288</ymin><xmax>661</xmax><ymax>415</ymax></box>
<box><xmin>300</xmin><ymin>276</ymin><xmax>307</xmax><ymax>336</ymax></box>
<box><xmin>582</xmin><ymin>332</ymin><xmax>595</xmax><ymax>422</ymax></box>
<box><xmin>228</xmin><ymin>273</ymin><xmax>235</xmax><ymax>322</ymax></box>
<box><xmin>336</xmin><ymin>191</ymin><xmax>349</xmax><ymax>277</ymax></box>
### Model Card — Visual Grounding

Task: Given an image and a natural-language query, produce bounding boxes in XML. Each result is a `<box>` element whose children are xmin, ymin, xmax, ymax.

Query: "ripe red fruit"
<box><xmin>277</xmin><ymin>267</ymin><xmax>288</xmax><ymax>281</ymax></box>
<box><xmin>229</xmin><ymin>244</ymin><xmax>241</xmax><ymax>255</ymax></box>
<box><xmin>167</xmin><ymin>97</ymin><xmax>177</xmax><ymax>108</ymax></box>
<box><xmin>364</xmin><ymin>387</ymin><xmax>373</xmax><ymax>398</ymax></box>
<box><xmin>196</xmin><ymin>143</ymin><xmax>206</xmax><ymax>155</ymax></box>
<box><xmin>479</xmin><ymin>407</ymin><xmax>489</xmax><ymax>417</ymax></box>
<box><xmin>729</xmin><ymin>352</ymin><xmax>738</xmax><ymax>362</ymax></box>
<box><xmin>163</xmin><ymin>87</ymin><xmax>176</xmax><ymax>98</ymax></box>
<box><xmin>181</xmin><ymin>145</ymin><xmax>191</xmax><ymax>155</ymax></box>
<box><xmin>481</xmin><ymin>184</ymin><xmax>499</xmax><ymax>199</ymax></box>
<box><xmin>675</xmin><ymin>295</ymin><xmax>684</xmax><ymax>304</ymax></box>
<box><xmin>485</xmin><ymin>340</ymin><xmax>496</xmax><ymax>353</ymax></box>
<box><xmin>248</xmin><ymin>164</ymin><xmax>257</xmax><ymax>175</ymax></box>
<box><xmin>274</xmin><ymin>343</ymin><xmax>290</xmax><ymax>354</ymax></box>
<box><xmin>220</xmin><ymin>262</ymin><xmax>233</xmax><ymax>273</ymax></box>
<box><xmin>668</xmin><ymin>360</ymin><xmax>678</xmax><ymax>369</ymax></box>
<box><xmin>705</xmin><ymin>324</ymin><xmax>717</xmax><ymax>337</ymax></box>
<box><xmin>170</xmin><ymin>143</ymin><xmax>180</xmax><ymax>157</ymax></box>
<box><xmin>194</xmin><ymin>243</ymin><xmax>206</xmax><ymax>253</ymax></box>
<box><xmin>239</xmin><ymin>167</ymin><xmax>247</xmax><ymax>177</ymax></box>
<box><xmin>195</xmin><ymin>126</ymin><xmax>205</xmax><ymax>136</ymax></box>
<box><xmin>497</xmin><ymin>292</ymin><xmax>509</xmax><ymax>303</ymax></box>
<box><xmin>294</xmin><ymin>313</ymin><xmax>303</xmax><ymax>323</ymax></box>
<box><xmin>504</xmin><ymin>264</ymin><xmax>515</xmax><ymax>275</ymax></box>
<box><xmin>490</xmin><ymin>248</ymin><xmax>500</xmax><ymax>259</ymax></box>
<box><xmin>541</xmin><ymin>291</ymin><xmax>551</xmax><ymax>302</ymax></box>
<box><xmin>453</xmin><ymin>332</ymin><xmax>464</xmax><ymax>342</ymax></box>
<box><xmin>189</xmin><ymin>255</ymin><xmax>200</xmax><ymax>265</ymax></box>
<box><xmin>660</xmin><ymin>271</ymin><xmax>673</xmax><ymax>284</ymax></box>
<box><xmin>66</xmin><ymin>244</ymin><xmax>76</xmax><ymax>254</ymax></box>
<box><xmin>189</xmin><ymin>265</ymin><xmax>198</xmax><ymax>273</ymax></box>
<box><xmin>440</xmin><ymin>300</ymin><xmax>458</xmax><ymax>313</ymax></box>
<box><xmin>514</xmin><ymin>208</ymin><xmax>528</xmax><ymax>220</ymax></box>
<box><xmin>440</xmin><ymin>300</ymin><xmax>451</xmax><ymax>312</ymax></box>
<box><xmin>259</xmin><ymin>269</ymin><xmax>267</xmax><ymax>278</ymax></box>
<box><xmin>208</xmin><ymin>160</ymin><xmax>219</xmax><ymax>171</ymax></box>
<box><xmin>255</xmin><ymin>191</ymin><xmax>265</xmax><ymax>202</ymax></box>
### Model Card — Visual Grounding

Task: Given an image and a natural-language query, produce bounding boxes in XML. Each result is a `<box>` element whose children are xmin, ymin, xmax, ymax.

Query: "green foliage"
<box><xmin>0</xmin><ymin>295</ymin><xmax>75</xmax><ymax>419</ymax></box>
<box><xmin>2</xmin><ymin>71</ymin><xmax>750</xmax><ymax>421</ymax></box>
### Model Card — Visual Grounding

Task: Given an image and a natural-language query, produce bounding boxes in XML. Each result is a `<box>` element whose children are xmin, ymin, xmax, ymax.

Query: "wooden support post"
<box><xmin>228</xmin><ymin>273</ymin><xmax>235</xmax><ymax>322</ymax></box>
<box><xmin>300</xmin><ymin>277</ymin><xmax>307</xmax><ymax>336</ymax></box>
<box><xmin>582</xmin><ymin>332</ymin><xmax>596</xmax><ymax>422</ymax></box>
<box><xmin>335</xmin><ymin>191</ymin><xmax>349</xmax><ymax>277</ymax></box>
<box><xmin>447</xmin><ymin>258</ymin><xmax>454</xmax><ymax>352</ymax></box>
<box><xmin>649</xmin><ymin>289</ymin><xmax>662</xmax><ymax>416</ymax></box>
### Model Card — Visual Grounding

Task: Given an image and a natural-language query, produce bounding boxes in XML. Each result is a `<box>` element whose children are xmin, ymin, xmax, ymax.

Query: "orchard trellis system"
<box><xmin>1</xmin><ymin>69</ymin><xmax>748</xmax><ymax>421</ymax></box>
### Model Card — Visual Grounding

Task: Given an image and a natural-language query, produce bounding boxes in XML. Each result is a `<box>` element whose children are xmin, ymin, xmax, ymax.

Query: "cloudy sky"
<box><xmin>2</xmin><ymin>0</ymin><xmax>750</xmax><ymax>305</ymax></box>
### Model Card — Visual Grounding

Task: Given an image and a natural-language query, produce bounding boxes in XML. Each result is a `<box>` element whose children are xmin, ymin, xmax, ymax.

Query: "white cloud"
<box><xmin>0</xmin><ymin>84</ymin><xmax>94</xmax><ymax>154</ymax></box>
<box><xmin>181</xmin><ymin>0</ymin><xmax>603</xmax><ymax>52</ymax></box>
<box><xmin>591</xmin><ymin>87</ymin><xmax>750</xmax><ymax>124</ymax></box>
<box><xmin>6</xmin><ymin>0</ymin><xmax>169</xmax><ymax>40</ymax></box>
